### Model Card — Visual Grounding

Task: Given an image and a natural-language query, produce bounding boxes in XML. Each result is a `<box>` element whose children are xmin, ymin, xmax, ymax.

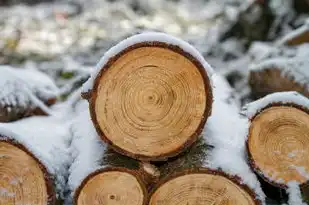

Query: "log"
<box><xmin>69</xmin><ymin>105</ymin><xmax>159</xmax><ymax>205</ymax></box>
<box><xmin>0</xmin><ymin>66</ymin><xmax>59</xmax><ymax>122</ymax></box>
<box><xmin>243</xmin><ymin>92</ymin><xmax>309</xmax><ymax>202</ymax></box>
<box><xmin>81</xmin><ymin>32</ymin><xmax>213</xmax><ymax>161</ymax></box>
<box><xmin>249</xmin><ymin>51</ymin><xmax>309</xmax><ymax>98</ymax></box>
<box><xmin>277</xmin><ymin>20</ymin><xmax>309</xmax><ymax>46</ymax></box>
<box><xmin>148</xmin><ymin>74</ymin><xmax>264</xmax><ymax>205</ymax></box>
<box><xmin>0</xmin><ymin>116</ymin><xmax>70</xmax><ymax>205</ymax></box>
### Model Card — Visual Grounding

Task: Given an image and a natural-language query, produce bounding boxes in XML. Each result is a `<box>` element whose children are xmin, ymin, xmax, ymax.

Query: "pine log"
<box><xmin>243</xmin><ymin>92</ymin><xmax>309</xmax><ymax>202</ymax></box>
<box><xmin>69</xmin><ymin>107</ymin><xmax>159</xmax><ymax>205</ymax></box>
<box><xmin>148</xmin><ymin>74</ymin><xmax>264</xmax><ymax>205</ymax></box>
<box><xmin>249</xmin><ymin>54</ymin><xmax>309</xmax><ymax>98</ymax></box>
<box><xmin>81</xmin><ymin>33</ymin><xmax>213</xmax><ymax>161</ymax></box>
<box><xmin>0</xmin><ymin>117</ymin><xmax>70</xmax><ymax>205</ymax></box>
<box><xmin>0</xmin><ymin>66</ymin><xmax>59</xmax><ymax>122</ymax></box>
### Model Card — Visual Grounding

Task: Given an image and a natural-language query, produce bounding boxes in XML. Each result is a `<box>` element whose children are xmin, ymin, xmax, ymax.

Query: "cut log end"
<box><xmin>74</xmin><ymin>168</ymin><xmax>147</xmax><ymax>205</ymax></box>
<box><xmin>248</xmin><ymin>106</ymin><xmax>309</xmax><ymax>187</ymax></box>
<box><xmin>149</xmin><ymin>170</ymin><xmax>261</xmax><ymax>205</ymax></box>
<box><xmin>249</xmin><ymin>68</ymin><xmax>309</xmax><ymax>99</ymax></box>
<box><xmin>90</xmin><ymin>43</ymin><xmax>212</xmax><ymax>160</ymax></box>
<box><xmin>0</xmin><ymin>141</ymin><xmax>54</xmax><ymax>205</ymax></box>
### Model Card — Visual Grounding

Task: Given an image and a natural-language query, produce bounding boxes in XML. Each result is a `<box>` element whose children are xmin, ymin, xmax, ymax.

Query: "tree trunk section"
<box><xmin>82</xmin><ymin>40</ymin><xmax>213</xmax><ymax>161</ymax></box>
<box><xmin>245</xmin><ymin>94</ymin><xmax>309</xmax><ymax>202</ymax></box>
<box><xmin>0</xmin><ymin>138</ymin><xmax>56</xmax><ymax>205</ymax></box>
<box><xmin>70</xmin><ymin>108</ymin><xmax>158</xmax><ymax>205</ymax></box>
<box><xmin>249</xmin><ymin>68</ymin><xmax>309</xmax><ymax>99</ymax></box>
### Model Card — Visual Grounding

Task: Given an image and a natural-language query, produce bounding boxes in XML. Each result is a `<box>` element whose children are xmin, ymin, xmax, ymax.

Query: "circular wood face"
<box><xmin>248</xmin><ymin>106</ymin><xmax>309</xmax><ymax>185</ymax></box>
<box><xmin>149</xmin><ymin>173</ymin><xmax>256</xmax><ymax>205</ymax></box>
<box><xmin>77</xmin><ymin>171</ymin><xmax>145</xmax><ymax>205</ymax></box>
<box><xmin>0</xmin><ymin>142</ymin><xmax>48</xmax><ymax>205</ymax></box>
<box><xmin>93</xmin><ymin>46</ymin><xmax>209</xmax><ymax>159</ymax></box>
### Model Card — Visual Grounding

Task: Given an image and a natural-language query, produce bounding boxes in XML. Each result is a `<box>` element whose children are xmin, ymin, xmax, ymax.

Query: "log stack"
<box><xmin>243</xmin><ymin>91</ymin><xmax>309</xmax><ymax>203</ymax></box>
<box><xmin>73</xmin><ymin>31</ymin><xmax>264</xmax><ymax>205</ymax></box>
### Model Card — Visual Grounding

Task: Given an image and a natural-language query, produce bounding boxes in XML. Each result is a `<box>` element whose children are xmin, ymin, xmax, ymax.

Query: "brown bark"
<box><xmin>0</xmin><ymin>137</ymin><xmax>56</xmax><ymax>205</ymax></box>
<box><xmin>246</xmin><ymin>103</ymin><xmax>309</xmax><ymax>202</ymax></box>
<box><xmin>82</xmin><ymin>41</ymin><xmax>213</xmax><ymax>161</ymax></box>
<box><xmin>249</xmin><ymin>68</ymin><xmax>309</xmax><ymax>99</ymax></box>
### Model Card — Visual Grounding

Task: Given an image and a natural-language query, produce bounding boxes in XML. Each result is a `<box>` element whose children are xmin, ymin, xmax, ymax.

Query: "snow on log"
<box><xmin>242</xmin><ymin>92</ymin><xmax>309</xmax><ymax>203</ymax></box>
<box><xmin>249</xmin><ymin>45</ymin><xmax>309</xmax><ymax>98</ymax></box>
<box><xmin>0</xmin><ymin>116</ymin><xmax>71</xmax><ymax>205</ymax></box>
<box><xmin>69</xmin><ymin>104</ymin><xmax>159</xmax><ymax>205</ymax></box>
<box><xmin>148</xmin><ymin>74</ymin><xmax>264</xmax><ymax>205</ymax></box>
<box><xmin>81</xmin><ymin>32</ymin><xmax>213</xmax><ymax>161</ymax></box>
<box><xmin>0</xmin><ymin>66</ymin><xmax>59</xmax><ymax>122</ymax></box>
<box><xmin>277</xmin><ymin>19</ymin><xmax>309</xmax><ymax>46</ymax></box>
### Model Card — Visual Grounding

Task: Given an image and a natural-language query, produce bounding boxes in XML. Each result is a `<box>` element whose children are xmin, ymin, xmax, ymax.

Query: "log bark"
<box><xmin>244</xmin><ymin>92</ymin><xmax>309</xmax><ymax>203</ymax></box>
<box><xmin>249</xmin><ymin>68</ymin><xmax>309</xmax><ymax>99</ymax></box>
<box><xmin>69</xmin><ymin>108</ymin><xmax>158</xmax><ymax>205</ymax></box>
<box><xmin>148</xmin><ymin>75</ymin><xmax>263</xmax><ymax>205</ymax></box>
<box><xmin>0</xmin><ymin>137</ymin><xmax>56</xmax><ymax>205</ymax></box>
<box><xmin>82</xmin><ymin>39</ymin><xmax>213</xmax><ymax>161</ymax></box>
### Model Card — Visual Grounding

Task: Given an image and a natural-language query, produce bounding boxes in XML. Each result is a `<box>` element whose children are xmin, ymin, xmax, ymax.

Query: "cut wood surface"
<box><xmin>69</xmin><ymin>106</ymin><xmax>153</xmax><ymax>205</ymax></box>
<box><xmin>0</xmin><ymin>116</ymin><xmax>71</xmax><ymax>205</ymax></box>
<box><xmin>0</xmin><ymin>138</ymin><xmax>55</xmax><ymax>205</ymax></box>
<box><xmin>81</xmin><ymin>32</ymin><xmax>213</xmax><ymax>161</ymax></box>
<box><xmin>243</xmin><ymin>92</ymin><xmax>309</xmax><ymax>202</ymax></box>
<box><xmin>147</xmin><ymin>74</ymin><xmax>264</xmax><ymax>205</ymax></box>
<box><xmin>0</xmin><ymin>66</ymin><xmax>59</xmax><ymax>122</ymax></box>
<box><xmin>149</xmin><ymin>169</ymin><xmax>262</xmax><ymax>205</ymax></box>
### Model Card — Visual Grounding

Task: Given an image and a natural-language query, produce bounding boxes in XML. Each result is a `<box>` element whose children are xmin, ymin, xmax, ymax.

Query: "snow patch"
<box><xmin>286</xmin><ymin>181</ymin><xmax>307</xmax><ymax>205</ymax></box>
<box><xmin>82</xmin><ymin>32</ymin><xmax>214</xmax><ymax>93</ymax></box>
<box><xmin>242</xmin><ymin>91</ymin><xmax>309</xmax><ymax>119</ymax></box>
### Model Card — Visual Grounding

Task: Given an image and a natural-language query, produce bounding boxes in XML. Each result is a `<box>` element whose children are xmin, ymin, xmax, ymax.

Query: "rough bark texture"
<box><xmin>0</xmin><ymin>138</ymin><xmax>56</xmax><ymax>205</ymax></box>
<box><xmin>249</xmin><ymin>68</ymin><xmax>309</xmax><ymax>99</ymax></box>
<box><xmin>246</xmin><ymin>103</ymin><xmax>309</xmax><ymax>203</ymax></box>
<box><xmin>82</xmin><ymin>42</ymin><xmax>213</xmax><ymax>161</ymax></box>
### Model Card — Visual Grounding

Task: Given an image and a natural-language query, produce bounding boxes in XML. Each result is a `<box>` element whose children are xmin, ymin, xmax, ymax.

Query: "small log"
<box><xmin>277</xmin><ymin>21</ymin><xmax>309</xmax><ymax>46</ymax></box>
<box><xmin>0</xmin><ymin>138</ymin><xmax>56</xmax><ymax>205</ymax></box>
<box><xmin>0</xmin><ymin>66</ymin><xmax>59</xmax><ymax>122</ymax></box>
<box><xmin>148</xmin><ymin>74</ymin><xmax>263</xmax><ymax>205</ymax></box>
<box><xmin>69</xmin><ymin>107</ymin><xmax>158</xmax><ymax>205</ymax></box>
<box><xmin>249</xmin><ymin>54</ymin><xmax>309</xmax><ymax>98</ymax></box>
<box><xmin>81</xmin><ymin>32</ymin><xmax>213</xmax><ymax>161</ymax></box>
<box><xmin>243</xmin><ymin>92</ymin><xmax>309</xmax><ymax>202</ymax></box>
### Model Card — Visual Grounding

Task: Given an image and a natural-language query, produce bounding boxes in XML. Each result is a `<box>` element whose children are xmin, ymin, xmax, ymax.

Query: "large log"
<box><xmin>81</xmin><ymin>32</ymin><xmax>213</xmax><ymax>161</ymax></box>
<box><xmin>243</xmin><ymin>92</ymin><xmax>309</xmax><ymax>203</ymax></box>
<box><xmin>0</xmin><ymin>66</ymin><xmax>59</xmax><ymax>122</ymax></box>
<box><xmin>148</xmin><ymin>74</ymin><xmax>264</xmax><ymax>205</ymax></box>
<box><xmin>0</xmin><ymin>116</ymin><xmax>70</xmax><ymax>205</ymax></box>
<box><xmin>249</xmin><ymin>49</ymin><xmax>309</xmax><ymax>98</ymax></box>
<box><xmin>69</xmin><ymin>105</ymin><xmax>159</xmax><ymax>205</ymax></box>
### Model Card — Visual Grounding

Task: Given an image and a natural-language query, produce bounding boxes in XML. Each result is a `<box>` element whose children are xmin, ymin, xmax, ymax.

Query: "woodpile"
<box><xmin>70</xmin><ymin>33</ymin><xmax>264</xmax><ymax>205</ymax></box>
<box><xmin>242</xmin><ymin>92</ymin><xmax>309</xmax><ymax>203</ymax></box>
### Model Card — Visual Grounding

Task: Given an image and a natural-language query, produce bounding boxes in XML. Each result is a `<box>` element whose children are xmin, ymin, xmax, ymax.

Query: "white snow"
<box><xmin>202</xmin><ymin>74</ymin><xmax>266</xmax><ymax>204</ymax></box>
<box><xmin>277</xmin><ymin>19</ymin><xmax>309</xmax><ymax>46</ymax></box>
<box><xmin>286</xmin><ymin>181</ymin><xmax>307</xmax><ymax>205</ymax></box>
<box><xmin>249</xmin><ymin>47</ymin><xmax>309</xmax><ymax>87</ymax></box>
<box><xmin>68</xmin><ymin>101</ymin><xmax>107</xmax><ymax>194</ymax></box>
<box><xmin>0</xmin><ymin>66</ymin><xmax>59</xmax><ymax>115</ymax></box>
<box><xmin>242</xmin><ymin>91</ymin><xmax>309</xmax><ymax>119</ymax></box>
<box><xmin>0</xmin><ymin>115</ymin><xmax>71</xmax><ymax>199</ymax></box>
<box><xmin>81</xmin><ymin>32</ymin><xmax>214</xmax><ymax>93</ymax></box>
